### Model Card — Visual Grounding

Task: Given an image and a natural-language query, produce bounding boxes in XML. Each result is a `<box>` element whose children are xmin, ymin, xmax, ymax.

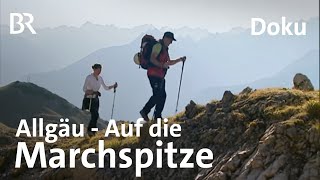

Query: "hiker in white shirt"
<box><xmin>82</xmin><ymin>63</ymin><xmax>118</xmax><ymax>136</ymax></box>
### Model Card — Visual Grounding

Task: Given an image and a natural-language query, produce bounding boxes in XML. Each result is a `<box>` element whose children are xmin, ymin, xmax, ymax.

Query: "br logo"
<box><xmin>10</xmin><ymin>13</ymin><xmax>37</xmax><ymax>34</ymax></box>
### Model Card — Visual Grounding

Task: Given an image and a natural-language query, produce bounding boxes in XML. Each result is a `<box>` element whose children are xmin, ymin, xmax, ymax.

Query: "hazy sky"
<box><xmin>1</xmin><ymin>0</ymin><xmax>319</xmax><ymax>32</ymax></box>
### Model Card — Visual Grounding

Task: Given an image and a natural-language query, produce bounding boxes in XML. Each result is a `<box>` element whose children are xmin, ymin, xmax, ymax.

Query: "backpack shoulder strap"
<box><xmin>152</xmin><ymin>42</ymin><xmax>163</xmax><ymax>60</ymax></box>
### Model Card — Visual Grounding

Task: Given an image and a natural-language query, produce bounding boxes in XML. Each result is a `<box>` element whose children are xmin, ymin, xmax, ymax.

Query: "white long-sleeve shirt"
<box><xmin>83</xmin><ymin>74</ymin><xmax>111</xmax><ymax>97</ymax></box>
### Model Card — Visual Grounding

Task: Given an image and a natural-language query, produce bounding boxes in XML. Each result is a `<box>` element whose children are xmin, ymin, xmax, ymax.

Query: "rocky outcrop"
<box><xmin>195</xmin><ymin>88</ymin><xmax>320</xmax><ymax>180</ymax></box>
<box><xmin>293</xmin><ymin>73</ymin><xmax>314</xmax><ymax>91</ymax></box>
<box><xmin>198</xmin><ymin>121</ymin><xmax>320</xmax><ymax>180</ymax></box>
<box><xmin>186</xmin><ymin>100</ymin><xmax>198</xmax><ymax>119</ymax></box>
<box><xmin>240</xmin><ymin>87</ymin><xmax>253</xmax><ymax>95</ymax></box>
<box><xmin>221</xmin><ymin>91</ymin><xmax>234</xmax><ymax>112</ymax></box>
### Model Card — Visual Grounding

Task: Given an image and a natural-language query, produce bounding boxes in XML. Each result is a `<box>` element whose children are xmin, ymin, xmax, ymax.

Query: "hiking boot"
<box><xmin>140</xmin><ymin>110</ymin><xmax>150</xmax><ymax>122</ymax></box>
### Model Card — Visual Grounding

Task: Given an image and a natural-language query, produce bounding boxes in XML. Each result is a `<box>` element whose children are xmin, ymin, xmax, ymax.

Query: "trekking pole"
<box><xmin>175</xmin><ymin>60</ymin><xmax>185</xmax><ymax>113</ymax></box>
<box><xmin>110</xmin><ymin>88</ymin><xmax>116</xmax><ymax>120</ymax></box>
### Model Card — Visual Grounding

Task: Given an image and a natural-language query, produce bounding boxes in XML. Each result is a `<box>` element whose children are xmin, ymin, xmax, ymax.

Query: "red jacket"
<box><xmin>147</xmin><ymin>45</ymin><xmax>170</xmax><ymax>79</ymax></box>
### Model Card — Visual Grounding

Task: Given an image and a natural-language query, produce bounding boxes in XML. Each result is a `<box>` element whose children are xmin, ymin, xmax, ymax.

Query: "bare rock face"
<box><xmin>222</xmin><ymin>91</ymin><xmax>234</xmax><ymax>106</ymax></box>
<box><xmin>240</xmin><ymin>87</ymin><xmax>253</xmax><ymax>95</ymax></box>
<box><xmin>185</xmin><ymin>100</ymin><xmax>197</xmax><ymax>119</ymax></box>
<box><xmin>221</xmin><ymin>91</ymin><xmax>234</xmax><ymax>112</ymax></box>
<box><xmin>293</xmin><ymin>73</ymin><xmax>314</xmax><ymax>91</ymax></box>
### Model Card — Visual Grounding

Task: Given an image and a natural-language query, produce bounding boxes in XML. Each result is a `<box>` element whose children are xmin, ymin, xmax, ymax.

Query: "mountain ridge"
<box><xmin>0</xmin><ymin>78</ymin><xmax>319</xmax><ymax>179</ymax></box>
<box><xmin>0</xmin><ymin>81</ymin><xmax>106</xmax><ymax>129</ymax></box>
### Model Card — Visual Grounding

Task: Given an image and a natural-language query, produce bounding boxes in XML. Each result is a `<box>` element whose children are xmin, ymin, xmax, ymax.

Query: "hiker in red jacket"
<box><xmin>82</xmin><ymin>64</ymin><xmax>118</xmax><ymax>136</ymax></box>
<box><xmin>140</xmin><ymin>32</ymin><xmax>186</xmax><ymax>121</ymax></box>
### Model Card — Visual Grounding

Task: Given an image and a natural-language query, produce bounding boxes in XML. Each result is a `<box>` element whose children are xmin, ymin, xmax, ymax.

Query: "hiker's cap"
<box><xmin>163</xmin><ymin>31</ymin><xmax>176</xmax><ymax>41</ymax></box>
<box><xmin>92</xmin><ymin>64</ymin><xmax>102</xmax><ymax>69</ymax></box>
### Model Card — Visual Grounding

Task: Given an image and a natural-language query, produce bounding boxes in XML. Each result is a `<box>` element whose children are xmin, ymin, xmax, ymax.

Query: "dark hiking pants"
<box><xmin>88</xmin><ymin>97</ymin><xmax>99</xmax><ymax>132</ymax></box>
<box><xmin>142</xmin><ymin>76</ymin><xmax>167</xmax><ymax>119</ymax></box>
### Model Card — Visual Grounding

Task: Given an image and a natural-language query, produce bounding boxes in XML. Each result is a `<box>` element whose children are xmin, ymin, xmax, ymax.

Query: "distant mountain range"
<box><xmin>0</xmin><ymin>81</ymin><xmax>106</xmax><ymax>129</ymax></box>
<box><xmin>196</xmin><ymin>49</ymin><xmax>319</xmax><ymax>103</ymax></box>
<box><xmin>0</xmin><ymin>23</ymin><xmax>210</xmax><ymax>84</ymax></box>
